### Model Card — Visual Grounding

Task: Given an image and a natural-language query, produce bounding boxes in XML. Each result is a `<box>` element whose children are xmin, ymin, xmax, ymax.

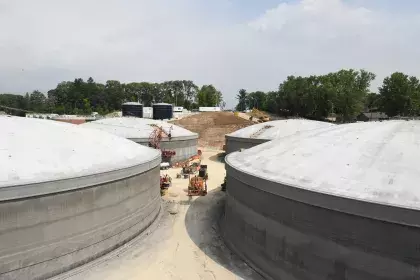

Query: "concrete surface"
<box><xmin>51</xmin><ymin>149</ymin><xmax>262</xmax><ymax>280</ymax></box>
<box><xmin>0</xmin><ymin>165</ymin><xmax>161</xmax><ymax>280</ymax></box>
<box><xmin>81</xmin><ymin>117</ymin><xmax>198</xmax><ymax>163</ymax></box>
<box><xmin>223</xmin><ymin>120</ymin><xmax>420</xmax><ymax>279</ymax></box>
<box><xmin>228</xmin><ymin>120</ymin><xmax>420</xmax><ymax>210</ymax></box>
<box><xmin>81</xmin><ymin>117</ymin><xmax>197</xmax><ymax>139</ymax></box>
<box><xmin>1</xmin><ymin>116</ymin><xmax>160</xmax><ymax>187</ymax></box>
<box><xmin>225</xmin><ymin>119</ymin><xmax>334</xmax><ymax>154</ymax></box>
<box><xmin>0</xmin><ymin>116</ymin><xmax>162</xmax><ymax>279</ymax></box>
<box><xmin>132</xmin><ymin>138</ymin><xmax>198</xmax><ymax>164</ymax></box>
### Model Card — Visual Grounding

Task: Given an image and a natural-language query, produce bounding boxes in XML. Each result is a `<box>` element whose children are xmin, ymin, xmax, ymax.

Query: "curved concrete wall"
<box><xmin>0</xmin><ymin>157</ymin><xmax>161</xmax><ymax>280</ymax></box>
<box><xmin>222</xmin><ymin>159</ymin><xmax>420</xmax><ymax>280</ymax></box>
<box><xmin>225</xmin><ymin>135</ymin><xmax>268</xmax><ymax>154</ymax></box>
<box><xmin>132</xmin><ymin>136</ymin><xmax>198</xmax><ymax>163</ymax></box>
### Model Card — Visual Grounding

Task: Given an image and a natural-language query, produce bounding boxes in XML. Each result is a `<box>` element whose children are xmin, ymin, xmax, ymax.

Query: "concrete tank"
<box><xmin>0</xmin><ymin>116</ymin><xmax>161</xmax><ymax>280</ymax></box>
<box><xmin>225</xmin><ymin>119</ymin><xmax>334</xmax><ymax>154</ymax></box>
<box><xmin>81</xmin><ymin>117</ymin><xmax>198</xmax><ymax>163</ymax></box>
<box><xmin>223</xmin><ymin>121</ymin><xmax>420</xmax><ymax>279</ymax></box>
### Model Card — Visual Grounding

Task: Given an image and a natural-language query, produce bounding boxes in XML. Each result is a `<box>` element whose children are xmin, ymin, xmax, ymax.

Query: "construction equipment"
<box><xmin>182</xmin><ymin>164</ymin><xmax>196</xmax><ymax>175</ymax></box>
<box><xmin>160</xmin><ymin>162</ymin><xmax>170</xmax><ymax>170</ymax></box>
<box><xmin>160</xmin><ymin>174</ymin><xmax>172</xmax><ymax>189</ymax></box>
<box><xmin>188</xmin><ymin>175</ymin><xmax>207</xmax><ymax>196</ymax></box>
<box><xmin>179</xmin><ymin>153</ymin><xmax>202</xmax><ymax>177</ymax></box>
<box><xmin>148</xmin><ymin>124</ymin><xmax>176</xmax><ymax>162</ymax></box>
<box><xmin>199</xmin><ymin>164</ymin><xmax>208</xmax><ymax>180</ymax></box>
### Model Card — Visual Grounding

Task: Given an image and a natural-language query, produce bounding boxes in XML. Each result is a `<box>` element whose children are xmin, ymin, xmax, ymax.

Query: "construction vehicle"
<box><xmin>179</xmin><ymin>153</ymin><xmax>202</xmax><ymax>177</ymax></box>
<box><xmin>188</xmin><ymin>175</ymin><xmax>207</xmax><ymax>196</ymax></box>
<box><xmin>149</xmin><ymin>124</ymin><xmax>176</xmax><ymax>162</ymax></box>
<box><xmin>187</xmin><ymin>163</ymin><xmax>209</xmax><ymax>196</ymax></box>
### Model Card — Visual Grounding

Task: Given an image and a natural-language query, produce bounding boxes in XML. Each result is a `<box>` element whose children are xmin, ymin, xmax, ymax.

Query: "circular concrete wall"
<box><xmin>222</xmin><ymin>121</ymin><xmax>420</xmax><ymax>280</ymax></box>
<box><xmin>225</xmin><ymin>119</ymin><xmax>334</xmax><ymax>154</ymax></box>
<box><xmin>0</xmin><ymin>116</ymin><xmax>161</xmax><ymax>280</ymax></box>
<box><xmin>82</xmin><ymin>117</ymin><xmax>198</xmax><ymax>163</ymax></box>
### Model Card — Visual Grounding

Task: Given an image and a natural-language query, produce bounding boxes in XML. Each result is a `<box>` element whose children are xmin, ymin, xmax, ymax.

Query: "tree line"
<box><xmin>236</xmin><ymin>69</ymin><xmax>420</xmax><ymax>122</ymax></box>
<box><xmin>0</xmin><ymin>78</ymin><xmax>225</xmax><ymax>116</ymax></box>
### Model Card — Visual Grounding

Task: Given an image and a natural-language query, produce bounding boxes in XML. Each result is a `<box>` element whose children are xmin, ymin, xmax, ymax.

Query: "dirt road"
<box><xmin>53</xmin><ymin>150</ymin><xmax>262</xmax><ymax>280</ymax></box>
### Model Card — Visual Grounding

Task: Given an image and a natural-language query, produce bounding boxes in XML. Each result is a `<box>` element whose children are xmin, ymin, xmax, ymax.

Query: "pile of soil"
<box><xmin>171</xmin><ymin>112</ymin><xmax>254</xmax><ymax>149</ymax></box>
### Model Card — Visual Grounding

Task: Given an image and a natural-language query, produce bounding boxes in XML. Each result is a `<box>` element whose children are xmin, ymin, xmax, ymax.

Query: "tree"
<box><xmin>104</xmin><ymin>80</ymin><xmax>125</xmax><ymax>111</ymax></box>
<box><xmin>365</xmin><ymin>92</ymin><xmax>381</xmax><ymax>111</ymax></box>
<box><xmin>379</xmin><ymin>72</ymin><xmax>419</xmax><ymax>117</ymax></box>
<box><xmin>197</xmin><ymin>85</ymin><xmax>223</xmax><ymax>107</ymax></box>
<box><xmin>248</xmin><ymin>91</ymin><xmax>267</xmax><ymax>110</ymax></box>
<box><xmin>0</xmin><ymin>78</ymin><xmax>202</xmax><ymax>115</ymax></box>
<box><xmin>322</xmin><ymin>69</ymin><xmax>375</xmax><ymax>122</ymax></box>
<box><xmin>235</xmin><ymin>89</ymin><xmax>248</xmax><ymax>111</ymax></box>
<box><xmin>29</xmin><ymin>90</ymin><xmax>47</xmax><ymax>112</ymax></box>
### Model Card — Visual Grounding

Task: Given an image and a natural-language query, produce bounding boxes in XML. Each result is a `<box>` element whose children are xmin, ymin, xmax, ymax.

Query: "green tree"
<box><xmin>365</xmin><ymin>92</ymin><xmax>381</xmax><ymax>111</ymax></box>
<box><xmin>235</xmin><ymin>89</ymin><xmax>248</xmax><ymax>111</ymax></box>
<box><xmin>197</xmin><ymin>85</ymin><xmax>223</xmax><ymax>107</ymax></box>
<box><xmin>379</xmin><ymin>72</ymin><xmax>419</xmax><ymax>117</ymax></box>
<box><xmin>248</xmin><ymin>91</ymin><xmax>267</xmax><ymax>110</ymax></box>
<box><xmin>324</xmin><ymin>69</ymin><xmax>375</xmax><ymax>122</ymax></box>
<box><xmin>104</xmin><ymin>80</ymin><xmax>125</xmax><ymax>111</ymax></box>
<box><xmin>29</xmin><ymin>90</ymin><xmax>47</xmax><ymax>112</ymax></box>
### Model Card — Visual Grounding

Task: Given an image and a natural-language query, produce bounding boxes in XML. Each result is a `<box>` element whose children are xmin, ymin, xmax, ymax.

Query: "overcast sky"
<box><xmin>1</xmin><ymin>0</ymin><xmax>420</xmax><ymax>108</ymax></box>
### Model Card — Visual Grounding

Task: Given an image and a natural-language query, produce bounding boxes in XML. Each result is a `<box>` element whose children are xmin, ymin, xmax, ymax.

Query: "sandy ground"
<box><xmin>53</xmin><ymin>149</ymin><xmax>263</xmax><ymax>280</ymax></box>
<box><xmin>171</xmin><ymin>113</ymin><xmax>254</xmax><ymax>149</ymax></box>
<box><xmin>236</xmin><ymin>112</ymin><xmax>257</xmax><ymax>123</ymax></box>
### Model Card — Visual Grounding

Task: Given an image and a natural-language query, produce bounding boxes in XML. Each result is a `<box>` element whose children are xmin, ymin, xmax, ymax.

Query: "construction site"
<box><xmin>2</xmin><ymin>110</ymin><xmax>420</xmax><ymax>280</ymax></box>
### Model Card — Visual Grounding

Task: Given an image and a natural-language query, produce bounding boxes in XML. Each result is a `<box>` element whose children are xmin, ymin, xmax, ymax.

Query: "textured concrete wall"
<box><xmin>225</xmin><ymin>136</ymin><xmax>268</xmax><ymax>155</ymax></box>
<box><xmin>134</xmin><ymin>137</ymin><xmax>198</xmax><ymax>163</ymax></box>
<box><xmin>0</xmin><ymin>161</ymin><xmax>161</xmax><ymax>280</ymax></box>
<box><xmin>222</xmin><ymin>162</ymin><xmax>420</xmax><ymax>280</ymax></box>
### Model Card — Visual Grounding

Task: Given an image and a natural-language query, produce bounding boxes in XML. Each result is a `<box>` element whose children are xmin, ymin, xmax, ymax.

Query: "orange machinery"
<box><xmin>188</xmin><ymin>175</ymin><xmax>207</xmax><ymax>196</ymax></box>
<box><xmin>160</xmin><ymin>174</ymin><xmax>172</xmax><ymax>189</ymax></box>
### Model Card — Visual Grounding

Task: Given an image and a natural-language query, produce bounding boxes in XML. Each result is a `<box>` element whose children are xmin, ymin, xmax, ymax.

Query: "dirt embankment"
<box><xmin>171</xmin><ymin>112</ymin><xmax>254</xmax><ymax>148</ymax></box>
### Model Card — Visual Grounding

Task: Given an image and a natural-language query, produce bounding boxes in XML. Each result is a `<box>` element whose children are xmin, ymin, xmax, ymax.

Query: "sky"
<box><xmin>1</xmin><ymin>0</ymin><xmax>420</xmax><ymax>108</ymax></box>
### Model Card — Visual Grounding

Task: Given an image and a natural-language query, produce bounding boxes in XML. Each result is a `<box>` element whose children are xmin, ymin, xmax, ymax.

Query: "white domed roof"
<box><xmin>227</xmin><ymin>120</ymin><xmax>420</xmax><ymax>209</ymax></box>
<box><xmin>0</xmin><ymin>116</ymin><xmax>160</xmax><ymax>187</ymax></box>
<box><xmin>81</xmin><ymin>117</ymin><xmax>197</xmax><ymax>139</ymax></box>
<box><xmin>226</xmin><ymin>119</ymin><xmax>334</xmax><ymax>140</ymax></box>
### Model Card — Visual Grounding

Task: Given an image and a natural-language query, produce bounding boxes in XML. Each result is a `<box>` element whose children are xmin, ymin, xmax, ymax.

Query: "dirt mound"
<box><xmin>171</xmin><ymin>112</ymin><xmax>254</xmax><ymax>148</ymax></box>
